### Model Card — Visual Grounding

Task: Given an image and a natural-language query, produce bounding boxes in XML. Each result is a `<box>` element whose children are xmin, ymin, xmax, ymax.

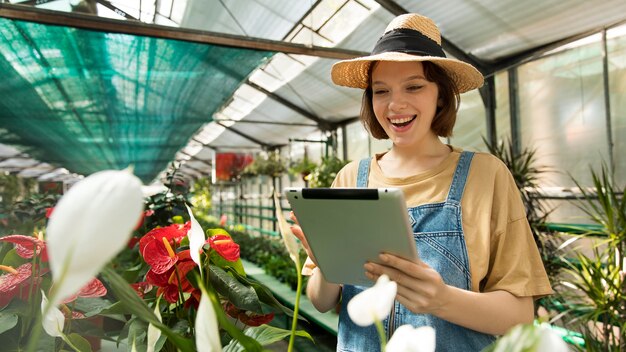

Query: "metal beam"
<box><xmin>215</xmin><ymin>121</ymin><xmax>273</xmax><ymax>148</ymax></box>
<box><xmin>214</xmin><ymin>118</ymin><xmax>317</xmax><ymax>127</ymax></box>
<box><xmin>245</xmin><ymin>80</ymin><xmax>333</xmax><ymax>131</ymax></box>
<box><xmin>0</xmin><ymin>3</ymin><xmax>369</xmax><ymax>60</ymax></box>
<box><xmin>95</xmin><ymin>0</ymin><xmax>137</xmax><ymax>20</ymax></box>
<box><xmin>373</xmin><ymin>0</ymin><xmax>489</xmax><ymax>73</ymax></box>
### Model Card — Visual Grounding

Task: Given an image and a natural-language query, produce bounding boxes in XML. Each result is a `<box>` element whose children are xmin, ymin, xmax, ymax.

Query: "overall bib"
<box><xmin>337</xmin><ymin>151</ymin><xmax>496</xmax><ymax>352</ymax></box>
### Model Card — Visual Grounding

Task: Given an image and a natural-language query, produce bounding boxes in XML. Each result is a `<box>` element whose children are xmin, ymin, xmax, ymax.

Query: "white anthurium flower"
<box><xmin>273</xmin><ymin>191</ymin><xmax>300</xmax><ymax>265</ymax></box>
<box><xmin>41</xmin><ymin>291</ymin><xmax>64</xmax><ymax>337</ymax></box>
<box><xmin>386</xmin><ymin>325</ymin><xmax>435</xmax><ymax>352</ymax></box>
<box><xmin>195</xmin><ymin>287</ymin><xmax>222</xmax><ymax>351</ymax></box>
<box><xmin>535</xmin><ymin>324</ymin><xmax>568</xmax><ymax>352</ymax></box>
<box><xmin>46</xmin><ymin>168</ymin><xmax>144</xmax><ymax>308</ymax></box>
<box><xmin>186</xmin><ymin>204</ymin><xmax>205</xmax><ymax>276</ymax></box>
<box><xmin>147</xmin><ymin>298</ymin><xmax>163</xmax><ymax>352</ymax></box>
<box><xmin>347</xmin><ymin>274</ymin><xmax>397</xmax><ymax>327</ymax></box>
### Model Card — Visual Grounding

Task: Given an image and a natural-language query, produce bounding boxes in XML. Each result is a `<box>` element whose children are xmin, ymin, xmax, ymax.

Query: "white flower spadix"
<box><xmin>347</xmin><ymin>274</ymin><xmax>397</xmax><ymax>327</ymax></box>
<box><xmin>45</xmin><ymin>168</ymin><xmax>144</xmax><ymax>308</ymax></box>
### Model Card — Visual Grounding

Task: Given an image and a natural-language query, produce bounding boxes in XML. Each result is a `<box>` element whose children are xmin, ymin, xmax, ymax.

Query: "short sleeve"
<box><xmin>480</xmin><ymin>163</ymin><xmax>553</xmax><ymax>298</ymax></box>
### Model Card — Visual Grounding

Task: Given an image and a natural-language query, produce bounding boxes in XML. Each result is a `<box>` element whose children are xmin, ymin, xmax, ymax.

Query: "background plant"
<box><xmin>555</xmin><ymin>165</ymin><xmax>626</xmax><ymax>351</ymax></box>
<box><xmin>308</xmin><ymin>156</ymin><xmax>349</xmax><ymax>188</ymax></box>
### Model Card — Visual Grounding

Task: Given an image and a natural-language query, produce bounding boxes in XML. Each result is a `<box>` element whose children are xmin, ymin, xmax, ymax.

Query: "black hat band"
<box><xmin>371</xmin><ymin>28</ymin><xmax>446</xmax><ymax>58</ymax></box>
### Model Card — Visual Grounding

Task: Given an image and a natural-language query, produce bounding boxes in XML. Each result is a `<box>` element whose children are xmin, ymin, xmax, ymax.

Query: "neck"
<box><xmin>378</xmin><ymin>135</ymin><xmax>451</xmax><ymax>177</ymax></box>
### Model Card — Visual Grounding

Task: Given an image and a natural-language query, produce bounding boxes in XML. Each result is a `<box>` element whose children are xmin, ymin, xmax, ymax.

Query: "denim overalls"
<box><xmin>337</xmin><ymin>151</ymin><xmax>496</xmax><ymax>352</ymax></box>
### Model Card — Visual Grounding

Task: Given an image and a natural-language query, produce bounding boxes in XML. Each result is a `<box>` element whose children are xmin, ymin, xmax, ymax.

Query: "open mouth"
<box><xmin>389</xmin><ymin>115</ymin><xmax>416</xmax><ymax>128</ymax></box>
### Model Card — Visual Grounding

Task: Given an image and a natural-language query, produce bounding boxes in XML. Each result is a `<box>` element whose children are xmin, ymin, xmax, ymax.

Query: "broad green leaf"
<box><xmin>0</xmin><ymin>313</ymin><xmax>18</xmax><ymax>334</ymax></box>
<box><xmin>209</xmin><ymin>265</ymin><xmax>263</xmax><ymax>313</ymax></box>
<box><xmin>209</xmin><ymin>251</ymin><xmax>246</xmax><ymax>277</ymax></box>
<box><xmin>224</xmin><ymin>267</ymin><xmax>298</xmax><ymax>319</ymax></box>
<box><xmin>223</xmin><ymin>324</ymin><xmax>312</xmax><ymax>352</ymax></box>
<box><xmin>66</xmin><ymin>333</ymin><xmax>93</xmax><ymax>352</ymax></box>
<box><xmin>1</xmin><ymin>249</ymin><xmax>24</xmax><ymax>268</ymax></box>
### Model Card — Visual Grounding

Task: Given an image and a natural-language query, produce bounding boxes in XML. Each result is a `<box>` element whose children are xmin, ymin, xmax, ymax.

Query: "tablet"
<box><xmin>284</xmin><ymin>187</ymin><xmax>417</xmax><ymax>287</ymax></box>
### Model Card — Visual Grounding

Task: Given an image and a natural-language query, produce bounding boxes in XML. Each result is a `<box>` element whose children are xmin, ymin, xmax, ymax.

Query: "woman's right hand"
<box><xmin>289</xmin><ymin>211</ymin><xmax>318</xmax><ymax>266</ymax></box>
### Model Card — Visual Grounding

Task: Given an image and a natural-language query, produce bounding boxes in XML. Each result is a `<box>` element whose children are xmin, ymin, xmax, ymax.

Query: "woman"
<box><xmin>292</xmin><ymin>13</ymin><xmax>552</xmax><ymax>352</ymax></box>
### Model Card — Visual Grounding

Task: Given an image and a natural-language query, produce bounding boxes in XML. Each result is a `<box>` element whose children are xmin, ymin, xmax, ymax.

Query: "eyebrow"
<box><xmin>372</xmin><ymin>75</ymin><xmax>427</xmax><ymax>85</ymax></box>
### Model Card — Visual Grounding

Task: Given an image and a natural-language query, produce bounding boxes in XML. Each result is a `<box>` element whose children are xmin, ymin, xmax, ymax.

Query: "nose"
<box><xmin>388</xmin><ymin>91</ymin><xmax>407</xmax><ymax>112</ymax></box>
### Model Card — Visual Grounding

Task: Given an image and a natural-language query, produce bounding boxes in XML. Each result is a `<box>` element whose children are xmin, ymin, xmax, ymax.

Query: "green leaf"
<box><xmin>1</xmin><ymin>249</ymin><xmax>25</xmax><ymax>267</ymax></box>
<box><xmin>101</xmin><ymin>266</ymin><xmax>195</xmax><ymax>352</ymax></box>
<box><xmin>209</xmin><ymin>251</ymin><xmax>246</xmax><ymax>277</ymax></box>
<box><xmin>224</xmin><ymin>267</ymin><xmax>298</xmax><ymax>319</ymax></box>
<box><xmin>223</xmin><ymin>324</ymin><xmax>312</xmax><ymax>352</ymax></box>
<box><xmin>209</xmin><ymin>265</ymin><xmax>264</xmax><ymax>313</ymax></box>
<box><xmin>66</xmin><ymin>333</ymin><xmax>93</xmax><ymax>352</ymax></box>
<box><xmin>0</xmin><ymin>313</ymin><xmax>18</xmax><ymax>334</ymax></box>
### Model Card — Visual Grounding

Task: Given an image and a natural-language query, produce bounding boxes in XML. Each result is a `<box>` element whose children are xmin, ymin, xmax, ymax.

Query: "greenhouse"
<box><xmin>0</xmin><ymin>0</ymin><xmax>625</xmax><ymax>351</ymax></box>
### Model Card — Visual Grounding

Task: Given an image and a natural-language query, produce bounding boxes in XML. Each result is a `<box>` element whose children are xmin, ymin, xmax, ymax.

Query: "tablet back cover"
<box><xmin>285</xmin><ymin>187</ymin><xmax>416</xmax><ymax>287</ymax></box>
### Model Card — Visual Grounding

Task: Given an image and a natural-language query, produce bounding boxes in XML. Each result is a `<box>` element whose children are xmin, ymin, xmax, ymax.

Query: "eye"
<box><xmin>373</xmin><ymin>89</ymin><xmax>388</xmax><ymax>95</ymax></box>
<box><xmin>407</xmin><ymin>85</ymin><xmax>423</xmax><ymax>91</ymax></box>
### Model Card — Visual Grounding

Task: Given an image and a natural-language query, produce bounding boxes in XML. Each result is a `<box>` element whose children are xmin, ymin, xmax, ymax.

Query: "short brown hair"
<box><xmin>360</xmin><ymin>61</ymin><xmax>460</xmax><ymax>139</ymax></box>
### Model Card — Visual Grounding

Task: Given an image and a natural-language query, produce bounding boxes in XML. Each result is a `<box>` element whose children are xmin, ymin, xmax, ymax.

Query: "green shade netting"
<box><xmin>0</xmin><ymin>17</ymin><xmax>273</xmax><ymax>183</ymax></box>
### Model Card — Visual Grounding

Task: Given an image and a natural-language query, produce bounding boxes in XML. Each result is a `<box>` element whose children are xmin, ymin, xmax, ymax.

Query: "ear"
<box><xmin>437</xmin><ymin>97</ymin><xmax>444</xmax><ymax>107</ymax></box>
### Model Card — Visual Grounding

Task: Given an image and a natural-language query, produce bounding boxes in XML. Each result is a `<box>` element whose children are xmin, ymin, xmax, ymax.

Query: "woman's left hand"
<box><xmin>364</xmin><ymin>253</ymin><xmax>451</xmax><ymax>316</ymax></box>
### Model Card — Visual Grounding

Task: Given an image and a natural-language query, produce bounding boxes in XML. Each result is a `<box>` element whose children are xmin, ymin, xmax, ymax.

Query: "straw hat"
<box><xmin>331</xmin><ymin>13</ymin><xmax>484</xmax><ymax>93</ymax></box>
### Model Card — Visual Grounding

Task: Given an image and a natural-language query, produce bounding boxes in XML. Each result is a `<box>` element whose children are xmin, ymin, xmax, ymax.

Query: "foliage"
<box><xmin>226</xmin><ymin>228</ymin><xmax>309</xmax><ymax>292</ymax></box>
<box><xmin>189</xmin><ymin>177</ymin><xmax>212</xmax><ymax>216</ymax></box>
<box><xmin>556</xmin><ymin>164</ymin><xmax>626</xmax><ymax>351</ymax></box>
<box><xmin>242</xmin><ymin>151</ymin><xmax>286</xmax><ymax>178</ymax></box>
<box><xmin>288</xmin><ymin>157</ymin><xmax>317</xmax><ymax>179</ymax></box>
<box><xmin>308</xmin><ymin>156</ymin><xmax>349</xmax><ymax>188</ymax></box>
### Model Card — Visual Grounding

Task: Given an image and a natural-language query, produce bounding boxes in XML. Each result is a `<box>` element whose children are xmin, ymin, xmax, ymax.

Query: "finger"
<box><xmin>378</xmin><ymin>253</ymin><xmax>428</xmax><ymax>278</ymax></box>
<box><xmin>289</xmin><ymin>211</ymin><xmax>300</xmax><ymax>225</ymax></box>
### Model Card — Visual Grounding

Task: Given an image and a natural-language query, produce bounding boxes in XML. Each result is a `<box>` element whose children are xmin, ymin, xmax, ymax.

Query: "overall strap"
<box><xmin>446</xmin><ymin>151</ymin><xmax>474</xmax><ymax>204</ymax></box>
<box><xmin>356</xmin><ymin>158</ymin><xmax>371</xmax><ymax>188</ymax></box>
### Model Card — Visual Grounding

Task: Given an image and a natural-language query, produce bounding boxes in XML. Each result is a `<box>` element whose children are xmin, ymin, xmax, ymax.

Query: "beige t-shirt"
<box><xmin>305</xmin><ymin>147</ymin><xmax>552</xmax><ymax>298</ymax></box>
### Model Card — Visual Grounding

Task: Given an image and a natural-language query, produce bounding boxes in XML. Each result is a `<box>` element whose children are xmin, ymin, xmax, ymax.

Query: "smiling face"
<box><xmin>370</xmin><ymin>61</ymin><xmax>440</xmax><ymax>149</ymax></box>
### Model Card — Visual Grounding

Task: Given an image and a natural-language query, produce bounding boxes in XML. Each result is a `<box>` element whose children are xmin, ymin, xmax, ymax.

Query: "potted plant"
<box><xmin>308</xmin><ymin>156</ymin><xmax>349</xmax><ymax>188</ymax></box>
<box><xmin>288</xmin><ymin>156</ymin><xmax>317</xmax><ymax>183</ymax></box>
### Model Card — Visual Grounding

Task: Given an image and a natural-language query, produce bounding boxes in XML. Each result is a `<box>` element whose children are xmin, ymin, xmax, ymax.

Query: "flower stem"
<box><xmin>375</xmin><ymin>318</ymin><xmax>387</xmax><ymax>351</ymax></box>
<box><xmin>287</xmin><ymin>261</ymin><xmax>303</xmax><ymax>352</ymax></box>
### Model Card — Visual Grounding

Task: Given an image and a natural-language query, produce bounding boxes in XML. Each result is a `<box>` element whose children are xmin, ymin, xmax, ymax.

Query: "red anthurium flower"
<box><xmin>0</xmin><ymin>234</ymin><xmax>47</xmax><ymax>261</ymax></box>
<box><xmin>155</xmin><ymin>258</ymin><xmax>197</xmax><ymax>304</ymax></box>
<box><xmin>45</xmin><ymin>207</ymin><xmax>54</xmax><ymax>218</ymax></box>
<box><xmin>61</xmin><ymin>278</ymin><xmax>107</xmax><ymax>304</ymax></box>
<box><xmin>209</xmin><ymin>235</ymin><xmax>240</xmax><ymax>262</ymax></box>
<box><xmin>140</xmin><ymin>223</ymin><xmax>191</xmax><ymax>274</ymax></box>
<box><xmin>0</xmin><ymin>263</ymin><xmax>35</xmax><ymax>307</ymax></box>
<box><xmin>223</xmin><ymin>302</ymin><xmax>275</xmax><ymax>327</ymax></box>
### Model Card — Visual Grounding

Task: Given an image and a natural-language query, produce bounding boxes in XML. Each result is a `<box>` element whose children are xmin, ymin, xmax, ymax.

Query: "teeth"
<box><xmin>389</xmin><ymin>116</ymin><xmax>414</xmax><ymax>124</ymax></box>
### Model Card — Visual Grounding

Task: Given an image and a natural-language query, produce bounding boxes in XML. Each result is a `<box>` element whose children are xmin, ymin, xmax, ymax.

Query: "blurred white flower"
<box><xmin>274</xmin><ymin>191</ymin><xmax>300</xmax><ymax>265</ymax></box>
<box><xmin>196</xmin><ymin>287</ymin><xmax>222</xmax><ymax>351</ymax></box>
<box><xmin>386</xmin><ymin>325</ymin><xmax>435</xmax><ymax>352</ymax></box>
<box><xmin>347</xmin><ymin>274</ymin><xmax>397</xmax><ymax>327</ymax></box>
<box><xmin>535</xmin><ymin>324</ymin><xmax>568</xmax><ymax>352</ymax></box>
<box><xmin>46</xmin><ymin>168</ymin><xmax>144</xmax><ymax>308</ymax></box>
<box><xmin>186</xmin><ymin>204</ymin><xmax>205</xmax><ymax>275</ymax></box>
<box><xmin>147</xmin><ymin>298</ymin><xmax>163</xmax><ymax>352</ymax></box>
<box><xmin>41</xmin><ymin>291</ymin><xmax>64</xmax><ymax>337</ymax></box>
